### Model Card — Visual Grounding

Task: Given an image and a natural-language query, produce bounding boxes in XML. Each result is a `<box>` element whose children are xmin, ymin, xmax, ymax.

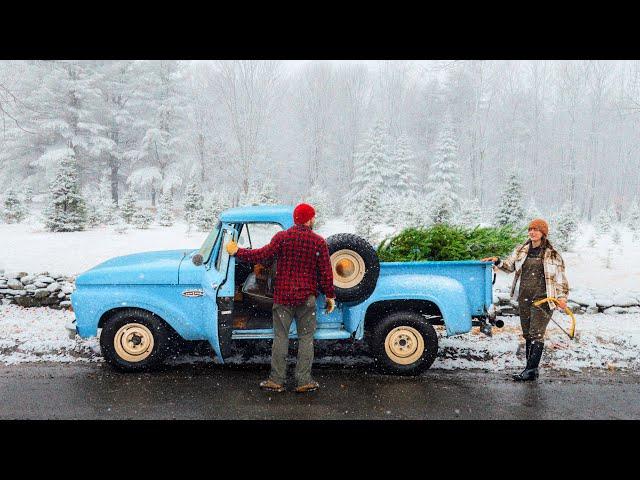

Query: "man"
<box><xmin>226</xmin><ymin>203</ymin><xmax>336</xmax><ymax>393</ymax></box>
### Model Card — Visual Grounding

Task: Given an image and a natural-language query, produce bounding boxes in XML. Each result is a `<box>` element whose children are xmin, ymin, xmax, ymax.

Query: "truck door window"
<box><xmin>241</xmin><ymin>223</ymin><xmax>283</xmax><ymax>249</ymax></box>
<box><xmin>216</xmin><ymin>229</ymin><xmax>233</xmax><ymax>272</ymax></box>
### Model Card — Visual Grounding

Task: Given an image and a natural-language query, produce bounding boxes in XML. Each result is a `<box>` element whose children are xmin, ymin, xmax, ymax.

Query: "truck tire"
<box><xmin>370</xmin><ymin>311</ymin><xmax>438</xmax><ymax>375</ymax></box>
<box><xmin>100</xmin><ymin>309</ymin><xmax>174</xmax><ymax>372</ymax></box>
<box><xmin>326</xmin><ymin>233</ymin><xmax>380</xmax><ymax>303</ymax></box>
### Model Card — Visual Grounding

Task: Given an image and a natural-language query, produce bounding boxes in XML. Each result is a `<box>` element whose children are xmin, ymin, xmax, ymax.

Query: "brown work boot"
<box><xmin>259</xmin><ymin>379</ymin><xmax>285</xmax><ymax>392</ymax></box>
<box><xmin>295</xmin><ymin>380</ymin><xmax>320</xmax><ymax>393</ymax></box>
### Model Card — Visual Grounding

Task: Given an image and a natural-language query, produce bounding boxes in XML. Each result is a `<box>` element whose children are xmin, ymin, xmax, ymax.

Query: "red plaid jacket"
<box><xmin>235</xmin><ymin>225</ymin><xmax>336</xmax><ymax>306</ymax></box>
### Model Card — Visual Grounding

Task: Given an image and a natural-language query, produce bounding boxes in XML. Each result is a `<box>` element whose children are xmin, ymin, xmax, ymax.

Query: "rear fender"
<box><xmin>350</xmin><ymin>274</ymin><xmax>472</xmax><ymax>337</ymax></box>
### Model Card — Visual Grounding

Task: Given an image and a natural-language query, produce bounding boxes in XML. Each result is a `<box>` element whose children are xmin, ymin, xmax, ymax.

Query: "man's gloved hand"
<box><xmin>325</xmin><ymin>297</ymin><xmax>336</xmax><ymax>314</ymax></box>
<box><xmin>226</xmin><ymin>240</ymin><xmax>239</xmax><ymax>256</ymax></box>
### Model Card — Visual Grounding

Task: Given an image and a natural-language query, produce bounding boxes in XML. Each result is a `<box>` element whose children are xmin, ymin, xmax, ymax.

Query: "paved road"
<box><xmin>1</xmin><ymin>361</ymin><xmax>639</xmax><ymax>419</ymax></box>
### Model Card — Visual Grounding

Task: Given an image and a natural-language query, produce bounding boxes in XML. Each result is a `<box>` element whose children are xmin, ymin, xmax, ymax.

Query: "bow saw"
<box><xmin>533</xmin><ymin>297</ymin><xmax>577</xmax><ymax>340</ymax></box>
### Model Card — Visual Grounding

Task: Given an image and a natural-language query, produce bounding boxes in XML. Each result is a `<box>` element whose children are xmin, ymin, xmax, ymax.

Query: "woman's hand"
<box><xmin>556</xmin><ymin>298</ymin><xmax>568</xmax><ymax>310</ymax></box>
<box><xmin>480</xmin><ymin>256</ymin><xmax>498</xmax><ymax>263</ymax></box>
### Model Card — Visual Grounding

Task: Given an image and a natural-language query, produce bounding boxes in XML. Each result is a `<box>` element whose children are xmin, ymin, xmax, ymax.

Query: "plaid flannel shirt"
<box><xmin>496</xmin><ymin>239</ymin><xmax>570</xmax><ymax>308</ymax></box>
<box><xmin>235</xmin><ymin>225</ymin><xmax>336</xmax><ymax>306</ymax></box>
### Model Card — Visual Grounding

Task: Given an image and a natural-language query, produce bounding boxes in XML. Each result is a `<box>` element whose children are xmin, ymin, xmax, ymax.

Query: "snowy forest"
<box><xmin>1</xmin><ymin>60</ymin><xmax>639</xmax><ymax>245</ymax></box>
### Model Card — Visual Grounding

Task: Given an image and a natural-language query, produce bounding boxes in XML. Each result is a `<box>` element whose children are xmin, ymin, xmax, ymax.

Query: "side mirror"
<box><xmin>192</xmin><ymin>253</ymin><xmax>204</xmax><ymax>266</ymax></box>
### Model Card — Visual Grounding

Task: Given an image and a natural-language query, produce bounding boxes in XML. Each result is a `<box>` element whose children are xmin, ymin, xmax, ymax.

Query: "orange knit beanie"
<box><xmin>529</xmin><ymin>218</ymin><xmax>549</xmax><ymax>237</ymax></box>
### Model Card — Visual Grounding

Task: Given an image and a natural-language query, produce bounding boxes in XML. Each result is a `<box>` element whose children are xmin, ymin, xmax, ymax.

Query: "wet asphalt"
<box><xmin>1</xmin><ymin>361</ymin><xmax>639</xmax><ymax>419</ymax></box>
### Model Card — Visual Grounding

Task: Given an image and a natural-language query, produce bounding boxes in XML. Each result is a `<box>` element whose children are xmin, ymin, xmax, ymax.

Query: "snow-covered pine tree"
<box><xmin>157</xmin><ymin>190</ymin><xmax>175</xmax><ymax>226</ymax></box>
<box><xmin>120</xmin><ymin>190</ymin><xmax>138</xmax><ymax>224</ymax></box>
<box><xmin>553</xmin><ymin>201</ymin><xmax>579</xmax><ymax>251</ymax></box>
<box><xmin>2</xmin><ymin>188</ymin><xmax>26</xmax><ymax>223</ymax></box>
<box><xmin>625</xmin><ymin>198</ymin><xmax>640</xmax><ymax>239</ymax></box>
<box><xmin>127</xmin><ymin>61</ymin><xmax>187</xmax><ymax>207</ymax></box>
<box><xmin>304</xmin><ymin>184</ymin><xmax>332</xmax><ymax>228</ymax></box>
<box><xmin>612</xmin><ymin>227</ymin><xmax>622</xmax><ymax>245</ymax></box>
<box><xmin>238</xmin><ymin>181</ymin><xmax>261</xmax><ymax>206</ymax></box>
<box><xmin>389</xmin><ymin>134</ymin><xmax>423</xmax><ymax>228</ymax></box>
<box><xmin>348</xmin><ymin>121</ymin><xmax>386</xmax><ymax>242</ymax></box>
<box><xmin>196</xmin><ymin>194</ymin><xmax>228</xmax><ymax>232</ymax></box>
<box><xmin>595</xmin><ymin>208</ymin><xmax>612</xmax><ymax>235</ymax></box>
<box><xmin>258</xmin><ymin>178</ymin><xmax>278</xmax><ymax>205</ymax></box>
<box><xmin>495</xmin><ymin>171</ymin><xmax>526</xmax><ymax>228</ymax></box>
<box><xmin>526</xmin><ymin>198</ymin><xmax>542</xmax><ymax>220</ymax></box>
<box><xmin>425</xmin><ymin>120</ymin><xmax>462</xmax><ymax>224</ymax></box>
<box><xmin>23</xmin><ymin>185</ymin><xmax>34</xmax><ymax>205</ymax></box>
<box><xmin>183</xmin><ymin>182</ymin><xmax>203</xmax><ymax>230</ymax></box>
<box><xmin>456</xmin><ymin>198</ymin><xmax>483</xmax><ymax>228</ymax></box>
<box><xmin>43</xmin><ymin>155</ymin><xmax>87</xmax><ymax>232</ymax></box>
<box><xmin>132</xmin><ymin>209</ymin><xmax>154</xmax><ymax>229</ymax></box>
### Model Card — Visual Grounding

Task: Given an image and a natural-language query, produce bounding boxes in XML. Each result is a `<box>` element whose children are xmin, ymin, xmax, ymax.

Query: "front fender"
<box><xmin>349</xmin><ymin>274</ymin><xmax>472</xmax><ymax>337</ymax></box>
<box><xmin>71</xmin><ymin>285</ymin><xmax>204</xmax><ymax>340</ymax></box>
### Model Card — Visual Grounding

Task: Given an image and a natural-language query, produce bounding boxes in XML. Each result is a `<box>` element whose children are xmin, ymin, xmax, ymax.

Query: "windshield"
<box><xmin>197</xmin><ymin>221</ymin><xmax>221</xmax><ymax>264</ymax></box>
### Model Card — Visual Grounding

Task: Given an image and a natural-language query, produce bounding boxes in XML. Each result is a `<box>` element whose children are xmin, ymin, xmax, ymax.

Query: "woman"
<box><xmin>481</xmin><ymin>219</ymin><xmax>570</xmax><ymax>381</ymax></box>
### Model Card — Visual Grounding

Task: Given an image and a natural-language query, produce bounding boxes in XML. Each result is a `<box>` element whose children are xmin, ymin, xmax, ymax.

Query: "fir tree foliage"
<box><xmin>595</xmin><ymin>208</ymin><xmax>613</xmax><ymax>235</ymax></box>
<box><xmin>183</xmin><ymin>182</ymin><xmax>203</xmax><ymax>229</ymax></box>
<box><xmin>348</xmin><ymin>121</ymin><xmax>387</xmax><ymax>242</ymax></box>
<box><xmin>553</xmin><ymin>201</ymin><xmax>579</xmax><ymax>251</ymax></box>
<box><xmin>120</xmin><ymin>190</ymin><xmax>138</xmax><ymax>224</ymax></box>
<box><xmin>495</xmin><ymin>170</ymin><xmax>526</xmax><ymax>228</ymax></box>
<box><xmin>132</xmin><ymin>209</ymin><xmax>154</xmax><ymax>229</ymax></box>
<box><xmin>43</xmin><ymin>155</ymin><xmax>87</xmax><ymax>232</ymax></box>
<box><xmin>625</xmin><ymin>198</ymin><xmax>640</xmax><ymax>233</ymax></box>
<box><xmin>304</xmin><ymin>184</ymin><xmax>332</xmax><ymax>228</ymax></box>
<box><xmin>389</xmin><ymin>134</ymin><xmax>423</xmax><ymax>228</ymax></box>
<box><xmin>2</xmin><ymin>188</ymin><xmax>26</xmax><ymax>223</ymax></box>
<box><xmin>426</xmin><ymin>120</ymin><xmax>462</xmax><ymax>224</ymax></box>
<box><xmin>157</xmin><ymin>191</ymin><xmax>175</xmax><ymax>226</ymax></box>
<box><xmin>196</xmin><ymin>194</ymin><xmax>229</xmax><ymax>232</ymax></box>
<box><xmin>455</xmin><ymin>198</ymin><xmax>483</xmax><ymax>228</ymax></box>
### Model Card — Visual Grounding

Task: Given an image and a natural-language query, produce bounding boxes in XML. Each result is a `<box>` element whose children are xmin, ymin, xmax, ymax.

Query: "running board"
<box><xmin>232</xmin><ymin>328</ymin><xmax>352</xmax><ymax>340</ymax></box>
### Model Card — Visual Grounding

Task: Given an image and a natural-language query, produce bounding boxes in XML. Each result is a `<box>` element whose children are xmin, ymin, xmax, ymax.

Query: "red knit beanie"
<box><xmin>529</xmin><ymin>218</ymin><xmax>549</xmax><ymax>237</ymax></box>
<box><xmin>293</xmin><ymin>203</ymin><xmax>315</xmax><ymax>225</ymax></box>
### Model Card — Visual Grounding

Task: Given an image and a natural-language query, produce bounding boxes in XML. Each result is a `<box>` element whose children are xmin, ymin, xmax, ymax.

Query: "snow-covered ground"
<box><xmin>1</xmin><ymin>303</ymin><xmax>638</xmax><ymax>371</ymax></box>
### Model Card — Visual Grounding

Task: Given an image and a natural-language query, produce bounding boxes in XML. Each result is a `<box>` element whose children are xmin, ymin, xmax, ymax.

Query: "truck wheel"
<box><xmin>326</xmin><ymin>233</ymin><xmax>380</xmax><ymax>303</ymax></box>
<box><xmin>371</xmin><ymin>311</ymin><xmax>438</xmax><ymax>375</ymax></box>
<box><xmin>100</xmin><ymin>309</ymin><xmax>174</xmax><ymax>372</ymax></box>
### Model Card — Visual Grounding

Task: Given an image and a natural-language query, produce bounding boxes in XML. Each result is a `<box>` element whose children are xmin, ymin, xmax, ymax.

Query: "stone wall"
<box><xmin>0</xmin><ymin>269</ymin><xmax>75</xmax><ymax>309</ymax></box>
<box><xmin>493</xmin><ymin>288</ymin><xmax>640</xmax><ymax>316</ymax></box>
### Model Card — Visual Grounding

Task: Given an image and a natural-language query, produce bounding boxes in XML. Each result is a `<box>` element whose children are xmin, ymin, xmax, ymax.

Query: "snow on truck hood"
<box><xmin>75</xmin><ymin>249</ymin><xmax>192</xmax><ymax>285</ymax></box>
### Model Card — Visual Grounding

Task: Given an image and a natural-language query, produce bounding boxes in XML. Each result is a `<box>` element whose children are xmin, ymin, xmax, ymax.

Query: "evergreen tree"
<box><xmin>238</xmin><ymin>181</ymin><xmax>261</xmax><ymax>206</ymax></box>
<box><xmin>304</xmin><ymin>185</ymin><xmax>332</xmax><ymax>228</ymax></box>
<box><xmin>132</xmin><ymin>209</ymin><xmax>154</xmax><ymax>229</ymax></box>
<box><xmin>43</xmin><ymin>155</ymin><xmax>87</xmax><ymax>232</ymax></box>
<box><xmin>2</xmin><ymin>188</ymin><xmax>26</xmax><ymax>223</ymax></box>
<box><xmin>120</xmin><ymin>190</ymin><xmax>138</xmax><ymax>224</ymax></box>
<box><xmin>426</xmin><ymin>120</ymin><xmax>462</xmax><ymax>224</ymax></box>
<box><xmin>456</xmin><ymin>198</ymin><xmax>483</xmax><ymax>228</ymax></box>
<box><xmin>23</xmin><ymin>185</ymin><xmax>34</xmax><ymax>205</ymax></box>
<box><xmin>389</xmin><ymin>134</ymin><xmax>422</xmax><ymax>228</ymax></box>
<box><xmin>595</xmin><ymin>208</ymin><xmax>612</xmax><ymax>235</ymax></box>
<box><xmin>526</xmin><ymin>198</ymin><xmax>542</xmax><ymax>220</ymax></box>
<box><xmin>183</xmin><ymin>182</ymin><xmax>203</xmax><ymax>230</ymax></box>
<box><xmin>612</xmin><ymin>227</ymin><xmax>622</xmax><ymax>245</ymax></box>
<box><xmin>196</xmin><ymin>194</ymin><xmax>228</xmax><ymax>232</ymax></box>
<box><xmin>495</xmin><ymin>171</ymin><xmax>526</xmax><ymax>228</ymax></box>
<box><xmin>625</xmin><ymin>198</ymin><xmax>640</xmax><ymax>236</ymax></box>
<box><xmin>554</xmin><ymin>201</ymin><xmax>579</xmax><ymax>251</ymax></box>
<box><xmin>258</xmin><ymin>178</ymin><xmax>278</xmax><ymax>205</ymax></box>
<box><xmin>348</xmin><ymin>121</ymin><xmax>386</xmax><ymax>242</ymax></box>
<box><xmin>157</xmin><ymin>191</ymin><xmax>175</xmax><ymax>226</ymax></box>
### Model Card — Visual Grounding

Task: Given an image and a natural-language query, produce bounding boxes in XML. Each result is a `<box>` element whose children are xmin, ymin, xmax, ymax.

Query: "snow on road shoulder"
<box><xmin>1</xmin><ymin>304</ymin><xmax>639</xmax><ymax>371</ymax></box>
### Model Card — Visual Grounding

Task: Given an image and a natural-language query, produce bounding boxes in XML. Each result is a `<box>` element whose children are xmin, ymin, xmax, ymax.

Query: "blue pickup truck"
<box><xmin>69</xmin><ymin>205</ymin><xmax>498</xmax><ymax>375</ymax></box>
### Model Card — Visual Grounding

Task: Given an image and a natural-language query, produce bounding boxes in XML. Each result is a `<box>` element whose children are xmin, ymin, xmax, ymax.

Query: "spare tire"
<box><xmin>326</xmin><ymin>233</ymin><xmax>380</xmax><ymax>303</ymax></box>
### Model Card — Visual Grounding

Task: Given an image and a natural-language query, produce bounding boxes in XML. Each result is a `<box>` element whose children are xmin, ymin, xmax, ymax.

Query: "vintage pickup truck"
<box><xmin>69</xmin><ymin>205</ymin><xmax>499</xmax><ymax>375</ymax></box>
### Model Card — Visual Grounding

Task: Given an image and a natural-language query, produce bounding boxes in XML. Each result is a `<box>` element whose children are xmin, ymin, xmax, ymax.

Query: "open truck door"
<box><xmin>201</xmin><ymin>223</ymin><xmax>236</xmax><ymax>362</ymax></box>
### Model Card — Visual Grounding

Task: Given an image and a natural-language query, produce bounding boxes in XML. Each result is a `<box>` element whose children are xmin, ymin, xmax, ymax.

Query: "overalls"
<box><xmin>517</xmin><ymin>247</ymin><xmax>551</xmax><ymax>341</ymax></box>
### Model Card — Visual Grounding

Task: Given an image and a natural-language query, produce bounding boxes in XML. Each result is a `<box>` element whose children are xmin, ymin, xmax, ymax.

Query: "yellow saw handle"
<box><xmin>533</xmin><ymin>297</ymin><xmax>576</xmax><ymax>340</ymax></box>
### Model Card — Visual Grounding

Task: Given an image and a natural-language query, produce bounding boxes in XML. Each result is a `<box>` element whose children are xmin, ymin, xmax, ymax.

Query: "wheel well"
<box><xmin>364</xmin><ymin>300</ymin><xmax>443</xmax><ymax>333</ymax></box>
<box><xmin>98</xmin><ymin>307</ymin><xmax>176</xmax><ymax>334</ymax></box>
